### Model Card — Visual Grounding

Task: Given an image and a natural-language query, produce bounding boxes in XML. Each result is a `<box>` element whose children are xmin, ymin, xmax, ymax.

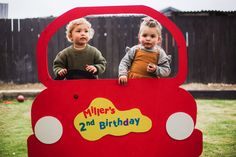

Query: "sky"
<box><xmin>0</xmin><ymin>0</ymin><xmax>236</xmax><ymax>19</ymax></box>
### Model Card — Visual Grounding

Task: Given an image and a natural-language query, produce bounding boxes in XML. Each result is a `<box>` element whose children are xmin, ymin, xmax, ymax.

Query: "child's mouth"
<box><xmin>144</xmin><ymin>43</ymin><xmax>152</xmax><ymax>47</ymax></box>
<box><xmin>80</xmin><ymin>37</ymin><xmax>87</xmax><ymax>40</ymax></box>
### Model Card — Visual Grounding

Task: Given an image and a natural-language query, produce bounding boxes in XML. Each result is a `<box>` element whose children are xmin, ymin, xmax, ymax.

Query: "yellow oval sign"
<box><xmin>74</xmin><ymin>98</ymin><xmax>152</xmax><ymax>141</ymax></box>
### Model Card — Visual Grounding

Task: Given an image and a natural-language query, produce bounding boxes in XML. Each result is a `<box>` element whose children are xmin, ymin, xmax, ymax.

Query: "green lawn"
<box><xmin>0</xmin><ymin>99</ymin><xmax>235</xmax><ymax>157</ymax></box>
<box><xmin>0</xmin><ymin>99</ymin><xmax>32</xmax><ymax>157</ymax></box>
<box><xmin>196</xmin><ymin>99</ymin><xmax>236</xmax><ymax>157</ymax></box>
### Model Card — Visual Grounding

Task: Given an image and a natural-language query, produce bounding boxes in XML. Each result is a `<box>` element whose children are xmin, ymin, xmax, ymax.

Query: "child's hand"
<box><xmin>118</xmin><ymin>76</ymin><xmax>128</xmax><ymax>85</ymax></box>
<box><xmin>85</xmin><ymin>64</ymin><xmax>97</xmax><ymax>74</ymax></box>
<box><xmin>58</xmin><ymin>68</ymin><xmax>67</xmax><ymax>76</ymax></box>
<box><xmin>147</xmin><ymin>63</ymin><xmax>157</xmax><ymax>73</ymax></box>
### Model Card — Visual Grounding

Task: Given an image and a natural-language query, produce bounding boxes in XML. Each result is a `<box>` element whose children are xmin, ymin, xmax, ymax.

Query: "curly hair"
<box><xmin>65</xmin><ymin>18</ymin><xmax>95</xmax><ymax>43</ymax></box>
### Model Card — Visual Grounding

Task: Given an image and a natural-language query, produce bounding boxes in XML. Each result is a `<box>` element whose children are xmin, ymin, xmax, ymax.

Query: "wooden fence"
<box><xmin>0</xmin><ymin>14</ymin><xmax>235</xmax><ymax>84</ymax></box>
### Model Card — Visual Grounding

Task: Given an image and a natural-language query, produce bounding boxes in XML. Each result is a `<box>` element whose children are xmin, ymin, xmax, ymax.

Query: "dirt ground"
<box><xmin>0</xmin><ymin>82</ymin><xmax>236</xmax><ymax>91</ymax></box>
<box><xmin>181</xmin><ymin>83</ymin><xmax>236</xmax><ymax>91</ymax></box>
<box><xmin>0</xmin><ymin>83</ymin><xmax>45</xmax><ymax>90</ymax></box>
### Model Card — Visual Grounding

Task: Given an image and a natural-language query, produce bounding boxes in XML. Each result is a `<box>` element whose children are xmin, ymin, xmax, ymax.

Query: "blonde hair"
<box><xmin>139</xmin><ymin>16</ymin><xmax>162</xmax><ymax>38</ymax></box>
<box><xmin>66</xmin><ymin>18</ymin><xmax>95</xmax><ymax>43</ymax></box>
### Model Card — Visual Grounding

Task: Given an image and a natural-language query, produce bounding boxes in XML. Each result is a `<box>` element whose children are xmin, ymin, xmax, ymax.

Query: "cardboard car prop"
<box><xmin>27</xmin><ymin>5</ymin><xmax>203</xmax><ymax>157</ymax></box>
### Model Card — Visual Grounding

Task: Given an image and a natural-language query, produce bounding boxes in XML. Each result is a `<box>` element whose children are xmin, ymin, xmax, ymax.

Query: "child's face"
<box><xmin>70</xmin><ymin>23</ymin><xmax>90</xmax><ymax>46</ymax></box>
<box><xmin>139</xmin><ymin>26</ymin><xmax>161</xmax><ymax>49</ymax></box>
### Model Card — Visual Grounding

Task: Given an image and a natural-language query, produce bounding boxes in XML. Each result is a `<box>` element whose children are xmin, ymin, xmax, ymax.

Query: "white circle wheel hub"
<box><xmin>166</xmin><ymin>112</ymin><xmax>194</xmax><ymax>140</ymax></box>
<box><xmin>34</xmin><ymin>116</ymin><xmax>63</xmax><ymax>144</ymax></box>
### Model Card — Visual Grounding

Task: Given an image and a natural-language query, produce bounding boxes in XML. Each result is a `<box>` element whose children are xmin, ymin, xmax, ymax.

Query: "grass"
<box><xmin>0</xmin><ymin>99</ymin><xmax>32</xmax><ymax>157</ymax></box>
<box><xmin>0</xmin><ymin>99</ymin><xmax>236</xmax><ymax>157</ymax></box>
<box><xmin>196</xmin><ymin>99</ymin><xmax>236</xmax><ymax>157</ymax></box>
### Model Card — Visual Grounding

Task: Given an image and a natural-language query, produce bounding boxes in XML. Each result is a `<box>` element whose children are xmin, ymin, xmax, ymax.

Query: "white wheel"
<box><xmin>166</xmin><ymin>112</ymin><xmax>194</xmax><ymax>140</ymax></box>
<box><xmin>34</xmin><ymin>116</ymin><xmax>63</xmax><ymax>144</ymax></box>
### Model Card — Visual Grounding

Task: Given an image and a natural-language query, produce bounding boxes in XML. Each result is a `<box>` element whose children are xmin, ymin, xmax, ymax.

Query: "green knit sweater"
<box><xmin>53</xmin><ymin>44</ymin><xmax>106</xmax><ymax>78</ymax></box>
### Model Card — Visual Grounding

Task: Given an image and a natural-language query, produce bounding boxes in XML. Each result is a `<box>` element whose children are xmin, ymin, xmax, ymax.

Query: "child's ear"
<box><xmin>69</xmin><ymin>34</ymin><xmax>73</xmax><ymax>41</ymax></box>
<box><xmin>138</xmin><ymin>34</ymin><xmax>141</xmax><ymax>42</ymax></box>
<box><xmin>157</xmin><ymin>36</ymin><xmax>162</xmax><ymax>44</ymax></box>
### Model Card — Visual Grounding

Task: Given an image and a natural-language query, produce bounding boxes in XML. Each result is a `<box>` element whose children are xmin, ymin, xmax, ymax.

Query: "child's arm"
<box><xmin>118</xmin><ymin>46</ymin><xmax>136</xmax><ymax>77</ymax></box>
<box><xmin>155</xmin><ymin>47</ymin><xmax>171</xmax><ymax>77</ymax></box>
<box><xmin>53</xmin><ymin>51</ymin><xmax>68</xmax><ymax>77</ymax></box>
<box><xmin>92</xmin><ymin>48</ymin><xmax>106</xmax><ymax>75</ymax></box>
<box><xmin>118</xmin><ymin>46</ymin><xmax>137</xmax><ymax>85</ymax></box>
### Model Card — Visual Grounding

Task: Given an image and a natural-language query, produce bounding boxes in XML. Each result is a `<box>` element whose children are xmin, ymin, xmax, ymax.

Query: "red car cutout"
<box><xmin>28</xmin><ymin>5</ymin><xmax>203</xmax><ymax>157</ymax></box>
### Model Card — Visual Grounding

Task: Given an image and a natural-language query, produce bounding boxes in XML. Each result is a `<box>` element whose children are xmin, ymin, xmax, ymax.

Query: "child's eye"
<box><xmin>142</xmin><ymin>34</ymin><xmax>147</xmax><ymax>37</ymax></box>
<box><xmin>151</xmin><ymin>35</ymin><xmax>156</xmax><ymax>38</ymax></box>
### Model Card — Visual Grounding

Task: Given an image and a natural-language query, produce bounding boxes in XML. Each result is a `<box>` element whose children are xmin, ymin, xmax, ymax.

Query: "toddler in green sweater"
<box><xmin>53</xmin><ymin>18</ymin><xmax>106</xmax><ymax>79</ymax></box>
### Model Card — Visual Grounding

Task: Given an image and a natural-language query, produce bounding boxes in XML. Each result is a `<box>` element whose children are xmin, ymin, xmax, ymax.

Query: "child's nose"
<box><xmin>146</xmin><ymin>36</ymin><xmax>151</xmax><ymax>40</ymax></box>
<box><xmin>80</xmin><ymin>31</ymin><xmax>87</xmax><ymax>35</ymax></box>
